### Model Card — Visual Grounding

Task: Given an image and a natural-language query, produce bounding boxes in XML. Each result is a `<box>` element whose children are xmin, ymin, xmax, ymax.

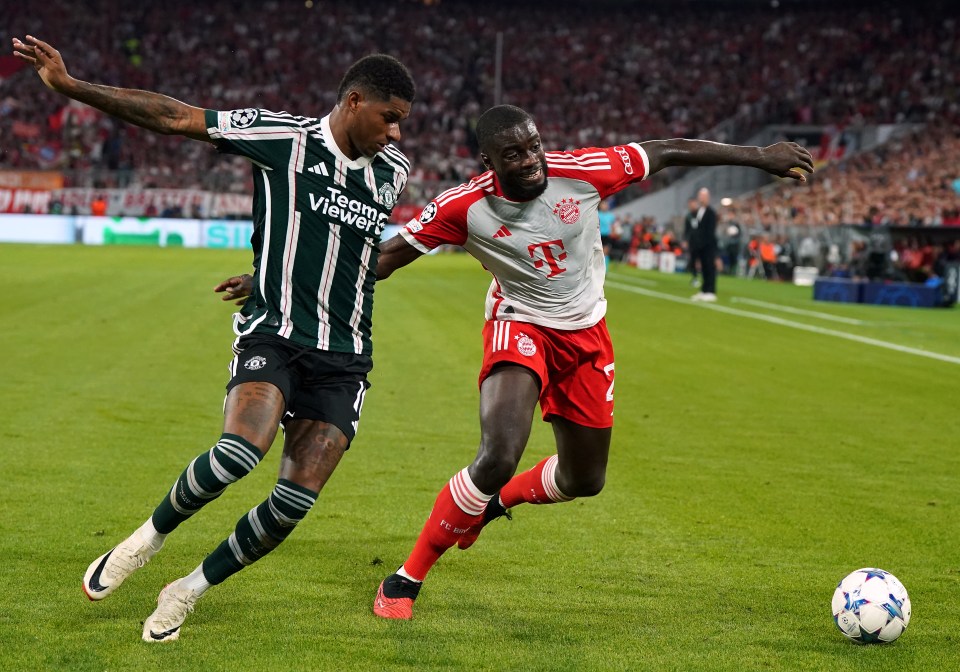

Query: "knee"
<box><xmin>471</xmin><ymin>450</ymin><xmax>521</xmax><ymax>493</ymax></box>
<box><xmin>279</xmin><ymin>423</ymin><xmax>348</xmax><ymax>492</ymax></box>
<box><xmin>557</xmin><ymin>471</ymin><xmax>606</xmax><ymax>498</ymax></box>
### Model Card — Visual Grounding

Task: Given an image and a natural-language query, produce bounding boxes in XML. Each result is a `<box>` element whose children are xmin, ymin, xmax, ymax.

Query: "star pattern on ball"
<box><xmin>861</xmin><ymin>569</ymin><xmax>889</xmax><ymax>581</ymax></box>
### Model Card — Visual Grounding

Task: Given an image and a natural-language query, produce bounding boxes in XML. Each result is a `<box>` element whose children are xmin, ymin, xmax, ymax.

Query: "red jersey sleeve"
<box><xmin>545</xmin><ymin>144</ymin><xmax>650</xmax><ymax>199</ymax></box>
<box><xmin>398</xmin><ymin>177</ymin><xmax>489</xmax><ymax>252</ymax></box>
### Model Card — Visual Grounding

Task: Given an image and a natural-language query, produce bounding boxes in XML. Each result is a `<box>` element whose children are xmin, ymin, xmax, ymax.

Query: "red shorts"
<box><xmin>479</xmin><ymin>318</ymin><xmax>615</xmax><ymax>428</ymax></box>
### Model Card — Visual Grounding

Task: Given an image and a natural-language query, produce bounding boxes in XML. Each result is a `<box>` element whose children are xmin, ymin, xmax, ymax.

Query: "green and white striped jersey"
<box><xmin>206</xmin><ymin>108</ymin><xmax>410</xmax><ymax>355</ymax></box>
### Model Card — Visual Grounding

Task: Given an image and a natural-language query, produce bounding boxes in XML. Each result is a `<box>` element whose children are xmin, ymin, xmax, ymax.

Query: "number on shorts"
<box><xmin>603</xmin><ymin>363</ymin><xmax>615</xmax><ymax>402</ymax></box>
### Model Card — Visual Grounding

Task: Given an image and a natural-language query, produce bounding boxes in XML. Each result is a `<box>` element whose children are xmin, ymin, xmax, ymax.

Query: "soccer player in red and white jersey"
<box><xmin>216</xmin><ymin>104</ymin><xmax>813</xmax><ymax>619</ymax></box>
<box><xmin>367</xmin><ymin>105</ymin><xmax>813</xmax><ymax>619</ymax></box>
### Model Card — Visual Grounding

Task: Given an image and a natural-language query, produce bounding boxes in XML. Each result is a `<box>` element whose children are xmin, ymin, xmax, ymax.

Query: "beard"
<box><xmin>503</xmin><ymin>159</ymin><xmax>549</xmax><ymax>201</ymax></box>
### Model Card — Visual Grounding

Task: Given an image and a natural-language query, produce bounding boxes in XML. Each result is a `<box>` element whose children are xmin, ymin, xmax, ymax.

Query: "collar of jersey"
<box><xmin>320</xmin><ymin>114</ymin><xmax>374</xmax><ymax>169</ymax></box>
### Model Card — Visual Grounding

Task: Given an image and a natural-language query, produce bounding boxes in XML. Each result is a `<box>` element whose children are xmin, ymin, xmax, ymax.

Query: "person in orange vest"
<box><xmin>760</xmin><ymin>235</ymin><xmax>778</xmax><ymax>279</ymax></box>
<box><xmin>90</xmin><ymin>194</ymin><xmax>107</xmax><ymax>216</ymax></box>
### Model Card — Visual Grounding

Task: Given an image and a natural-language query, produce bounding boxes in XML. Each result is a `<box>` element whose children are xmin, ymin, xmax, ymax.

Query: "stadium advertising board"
<box><xmin>0</xmin><ymin>188</ymin><xmax>54</xmax><ymax>214</ymax></box>
<box><xmin>0</xmin><ymin>173</ymin><xmax>61</xmax><ymax>214</ymax></box>
<box><xmin>0</xmin><ymin>214</ymin><xmax>76</xmax><ymax>243</ymax></box>
<box><xmin>204</xmin><ymin>221</ymin><xmax>254</xmax><ymax>249</ymax></box>
<box><xmin>0</xmin><ymin>215</ymin><xmax>250</xmax><ymax>248</ymax></box>
<box><xmin>0</xmin><ymin>216</ymin><xmax>401</xmax><ymax>249</ymax></box>
<box><xmin>79</xmin><ymin>217</ymin><xmax>203</xmax><ymax>247</ymax></box>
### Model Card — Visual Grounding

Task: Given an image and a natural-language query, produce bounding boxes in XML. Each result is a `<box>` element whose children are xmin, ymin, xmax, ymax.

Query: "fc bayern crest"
<box><xmin>229</xmin><ymin>108</ymin><xmax>259</xmax><ymax>129</ymax></box>
<box><xmin>515</xmin><ymin>333</ymin><xmax>537</xmax><ymax>357</ymax></box>
<box><xmin>244</xmin><ymin>355</ymin><xmax>267</xmax><ymax>370</ymax></box>
<box><xmin>553</xmin><ymin>197</ymin><xmax>581</xmax><ymax>225</ymax></box>
<box><xmin>379</xmin><ymin>183</ymin><xmax>397</xmax><ymax>208</ymax></box>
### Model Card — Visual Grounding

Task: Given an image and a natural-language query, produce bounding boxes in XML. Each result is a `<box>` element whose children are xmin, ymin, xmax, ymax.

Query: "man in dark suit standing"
<box><xmin>690</xmin><ymin>187</ymin><xmax>718</xmax><ymax>301</ymax></box>
<box><xmin>682</xmin><ymin>197</ymin><xmax>700</xmax><ymax>287</ymax></box>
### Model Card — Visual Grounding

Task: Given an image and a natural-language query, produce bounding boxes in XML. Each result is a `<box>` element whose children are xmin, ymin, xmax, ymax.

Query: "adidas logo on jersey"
<box><xmin>308</xmin><ymin>163</ymin><xmax>330</xmax><ymax>176</ymax></box>
<box><xmin>493</xmin><ymin>225</ymin><xmax>512</xmax><ymax>239</ymax></box>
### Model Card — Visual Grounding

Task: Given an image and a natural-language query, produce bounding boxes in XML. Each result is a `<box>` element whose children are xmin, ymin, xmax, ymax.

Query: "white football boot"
<box><xmin>142</xmin><ymin>580</ymin><xmax>201</xmax><ymax>642</ymax></box>
<box><xmin>83</xmin><ymin>529</ymin><xmax>162</xmax><ymax>600</ymax></box>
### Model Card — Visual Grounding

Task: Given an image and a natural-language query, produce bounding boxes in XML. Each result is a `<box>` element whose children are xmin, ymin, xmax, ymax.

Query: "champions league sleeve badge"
<box><xmin>228</xmin><ymin>108</ymin><xmax>259</xmax><ymax>129</ymax></box>
<box><xmin>419</xmin><ymin>201</ymin><xmax>438</xmax><ymax>224</ymax></box>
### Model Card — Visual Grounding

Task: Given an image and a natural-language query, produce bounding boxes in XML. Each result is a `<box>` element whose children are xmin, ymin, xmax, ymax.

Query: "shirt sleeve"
<box><xmin>545</xmin><ymin>144</ymin><xmax>650</xmax><ymax>199</ymax></box>
<box><xmin>398</xmin><ymin>194</ymin><xmax>471</xmax><ymax>253</ymax></box>
<box><xmin>204</xmin><ymin>108</ymin><xmax>308</xmax><ymax>169</ymax></box>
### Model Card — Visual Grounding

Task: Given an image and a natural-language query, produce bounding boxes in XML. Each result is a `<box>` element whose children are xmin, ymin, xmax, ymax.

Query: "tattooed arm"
<box><xmin>13</xmin><ymin>35</ymin><xmax>210</xmax><ymax>141</ymax></box>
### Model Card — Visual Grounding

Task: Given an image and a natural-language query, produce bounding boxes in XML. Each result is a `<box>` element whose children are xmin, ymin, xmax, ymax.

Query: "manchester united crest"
<box><xmin>553</xmin><ymin>197</ymin><xmax>581</xmax><ymax>225</ymax></box>
<box><xmin>244</xmin><ymin>355</ymin><xmax>267</xmax><ymax>370</ymax></box>
<box><xmin>378</xmin><ymin>183</ymin><xmax>397</xmax><ymax>208</ymax></box>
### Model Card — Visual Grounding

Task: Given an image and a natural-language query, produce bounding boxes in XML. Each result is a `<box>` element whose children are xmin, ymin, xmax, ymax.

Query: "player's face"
<box><xmin>483</xmin><ymin>121</ymin><xmax>548</xmax><ymax>201</ymax></box>
<box><xmin>347</xmin><ymin>93</ymin><xmax>411</xmax><ymax>158</ymax></box>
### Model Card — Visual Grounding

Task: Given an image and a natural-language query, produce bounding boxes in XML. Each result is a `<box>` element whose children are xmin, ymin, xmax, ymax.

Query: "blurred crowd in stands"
<box><xmin>2</xmin><ymin>0</ymin><xmax>958</xmax><ymax>204</ymax></box>
<box><xmin>607</xmin><ymin>206</ymin><xmax>960</xmax><ymax>286</ymax></box>
<box><xmin>729</xmin><ymin>123</ymin><xmax>960</xmax><ymax>229</ymax></box>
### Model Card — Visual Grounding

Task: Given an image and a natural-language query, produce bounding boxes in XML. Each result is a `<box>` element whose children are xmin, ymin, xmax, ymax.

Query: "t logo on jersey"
<box><xmin>528</xmin><ymin>240</ymin><xmax>567</xmax><ymax>278</ymax></box>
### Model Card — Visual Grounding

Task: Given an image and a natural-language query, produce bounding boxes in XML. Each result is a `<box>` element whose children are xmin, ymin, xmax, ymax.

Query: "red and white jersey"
<box><xmin>400</xmin><ymin>144</ymin><xmax>649</xmax><ymax>330</ymax></box>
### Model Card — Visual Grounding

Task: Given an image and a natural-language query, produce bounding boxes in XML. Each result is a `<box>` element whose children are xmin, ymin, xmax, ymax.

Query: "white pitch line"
<box><xmin>606</xmin><ymin>272</ymin><xmax>658</xmax><ymax>287</ymax></box>
<box><xmin>728</xmin><ymin>296</ymin><xmax>868</xmax><ymax>325</ymax></box>
<box><xmin>605</xmin><ymin>280</ymin><xmax>960</xmax><ymax>366</ymax></box>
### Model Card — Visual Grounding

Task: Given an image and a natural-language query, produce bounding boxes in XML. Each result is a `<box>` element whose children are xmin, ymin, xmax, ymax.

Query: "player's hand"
<box><xmin>11</xmin><ymin>36</ymin><xmax>72</xmax><ymax>92</ymax></box>
<box><xmin>214</xmin><ymin>274</ymin><xmax>253</xmax><ymax>306</ymax></box>
<box><xmin>760</xmin><ymin>142</ymin><xmax>815</xmax><ymax>182</ymax></box>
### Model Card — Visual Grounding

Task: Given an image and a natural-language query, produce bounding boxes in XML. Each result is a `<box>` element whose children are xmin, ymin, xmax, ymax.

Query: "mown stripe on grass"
<box><xmin>727</xmin><ymin>296</ymin><xmax>869</xmax><ymax>325</ymax></box>
<box><xmin>606</xmin><ymin>280</ymin><xmax>960</xmax><ymax>366</ymax></box>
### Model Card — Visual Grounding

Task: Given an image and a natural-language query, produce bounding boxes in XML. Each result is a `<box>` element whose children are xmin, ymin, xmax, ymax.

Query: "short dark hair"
<box><xmin>337</xmin><ymin>54</ymin><xmax>415</xmax><ymax>103</ymax></box>
<box><xmin>476</xmin><ymin>105</ymin><xmax>534</xmax><ymax>153</ymax></box>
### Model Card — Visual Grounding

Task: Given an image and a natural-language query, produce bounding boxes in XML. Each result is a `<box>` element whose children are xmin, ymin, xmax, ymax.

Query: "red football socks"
<box><xmin>402</xmin><ymin>468</ymin><xmax>491</xmax><ymax>581</ymax></box>
<box><xmin>499</xmin><ymin>455</ymin><xmax>573</xmax><ymax>508</ymax></box>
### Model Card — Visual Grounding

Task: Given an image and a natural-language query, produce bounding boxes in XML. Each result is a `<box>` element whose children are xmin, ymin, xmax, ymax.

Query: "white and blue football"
<box><xmin>832</xmin><ymin>567</ymin><xmax>911</xmax><ymax>643</ymax></box>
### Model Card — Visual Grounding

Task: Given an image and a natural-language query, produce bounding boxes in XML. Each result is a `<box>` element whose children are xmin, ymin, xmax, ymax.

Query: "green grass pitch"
<box><xmin>2</xmin><ymin>243</ymin><xmax>958</xmax><ymax>671</ymax></box>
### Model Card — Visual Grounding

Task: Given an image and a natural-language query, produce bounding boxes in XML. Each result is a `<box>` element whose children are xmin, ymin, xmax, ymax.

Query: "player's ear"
<box><xmin>345</xmin><ymin>90</ymin><xmax>363</xmax><ymax>113</ymax></box>
<box><xmin>480</xmin><ymin>152</ymin><xmax>492</xmax><ymax>171</ymax></box>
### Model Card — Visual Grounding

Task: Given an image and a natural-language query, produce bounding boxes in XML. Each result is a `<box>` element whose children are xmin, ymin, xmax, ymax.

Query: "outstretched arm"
<box><xmin>12</xmin><ymin>35</ymin><xmax>209</xmax><ymax>141</ymax></box>
<box><xmin>640</xmin><ymin>138</ymin><xmax>814</xmax><ymax>182</ymax></box>
<box><xmin>377</xmin><ymin>234</ymin><xmax>424</xmax><ymax>280</ymax></box>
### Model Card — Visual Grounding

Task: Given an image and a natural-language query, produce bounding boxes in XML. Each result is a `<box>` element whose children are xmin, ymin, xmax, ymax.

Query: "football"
<box><xmin>832</xmin><ymin>568</ymin><xmax>911</xmax><ymax>644</ymax></box>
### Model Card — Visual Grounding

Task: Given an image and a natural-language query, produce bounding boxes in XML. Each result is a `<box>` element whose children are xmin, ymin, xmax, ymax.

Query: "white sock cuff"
<box><xmin>139</xmin><ymin>518</ymin><xmax>166</xmax><ymax>551</ymax></box>
<box><xmin>179</xmin><ymin>563</ymin><xmax>212</xmax><ymax>596</ymax></box>
<box><xmin>541</xmin><ymin>455</ymin><xmax>574</xmax><ymax>503</ymax></box>
<box><xmin>449</xmin><ymin>467</ymin><xmax>494</xmax><ymax>516</ymax></box>
<box><xmin>396</xmin><ymin>566</ymin><xmax>421</xmax><ymax>583</ymax></box>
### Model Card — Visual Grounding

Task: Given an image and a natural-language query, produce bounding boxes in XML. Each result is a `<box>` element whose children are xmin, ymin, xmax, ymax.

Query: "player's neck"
<box><xmin>327</xmin><ymin>105</ymin><xmax>360</xmax><ymax>161</ymax></box>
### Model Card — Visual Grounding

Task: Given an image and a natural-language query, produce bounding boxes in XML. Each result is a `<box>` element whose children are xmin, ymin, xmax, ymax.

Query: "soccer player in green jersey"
<box><xmin>13</xmin><ymin>34</ymin><xmax>415</xmax><ymax>642</ymax></box>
